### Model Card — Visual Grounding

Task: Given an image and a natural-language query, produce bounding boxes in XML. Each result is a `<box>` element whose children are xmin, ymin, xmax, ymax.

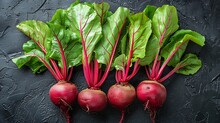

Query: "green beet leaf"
<box><xmin>128</xmin><ymin>12</ymin><xmax>152</xmax><ymax>62</ymax></box>
<box><xmin>66</xmin><ymin>4</ymin><xmax>102</xmax><ymax>63</ymax></box>
<box><xmin>64</xmin><ymin>42</ymin><xmax>82</xmax><ymax>67</ymax></box>
<box><xmin>16</xmin><ymin>20</ymin><xmax>52</xmax><ymax>52</ymax></box>
<box><xmin>47</xmin><ymin>23</ymin><xmax>82</xmax><ymax>68</ymax></box>
<box><xmin>50</xmin><ymin>9</ymin><xmax>67</xmax><ymax>26</ymax></box>
<box><xmin>22</xmin><ymin>40</ymin><xmax>47</xmax><ymax>73</ymax></box>
<box><xmin>13</xmin><ymin>20</ymin><xmax>82</xmax><ymax>74</ymax></box>
<box><xmin>113</xmin><ymin>12</ymin><xmax>152</xmax><ymax>72</ymax></box>
<box><xmin>139</xmin><ymin>35</ymin><xmax>160</xmax><ymax>66</ymax></box>
<box><xmin>14</xmin><ymin>20</ymin><xmax>53</xmax><ymax>73</ymax></box>
<box><xmin>95</xmin><ymin>7</ymin><xmax>130</xmax><ymax>65</ymax></box>
<box><xmin>23</xmin><ymin>40</ymin><xmax>40</xmax><ymax>52</ymax></box>
<box><xmin>152</xmin><ymin>5</ymin><xmax>179</xmax><ymax>46</ymax></box>
<box><xmin>119</xmin><ymin>28</ymin><xmax>128</xmax><ymax>55</ymax></box>
<box><xmin>50</xmin><ymin>9</ymin><xmax>80</xmax><ymax>41</ymax></box>
<box><xmin>113</xmin><ymin>54</ymin><xmax>127</xmax><ymax>71</ymax></box>
<box><xmin>143</xmin><ymin>5</ymin><xmax>157</xmax><ymax>19</ymax></box>
<box><xmin>112</xmin><ymin>12</ymin><xmax>152</xmax><ymax>82</ymax></box>
<box><xmin>161</xmin><ymin>29</ymin><xmax>205</xmax><ymax>67</ymax></box>
<box><xmin>12</xmin><ymin>49</ymin><xmax>49</xmax><ymax>73</ymax></box>
<box><xmin>115</xmin><ymin>16</ymin><xmax>130</xmax><ymax>56</ymax></box>
<box><xmin>93</xmin><ymin>2</ymin><xmax>111</xmax><ymax>24</ymax></box>
<box><xmin>176</xmin><ymin>53</ymin><xmax>202</xmax><ymax>75</ymax></box>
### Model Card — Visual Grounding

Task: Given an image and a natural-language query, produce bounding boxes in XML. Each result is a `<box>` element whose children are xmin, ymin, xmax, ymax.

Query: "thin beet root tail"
<box><xmin>150</xmin><ymin>109</ymin><xmax>156</xmax><ymax>123</ymax></box>
<box><xmin>119</xmin><ymin>110</ymin><xmax>125</xmax><ymax>123</ymax></box>
<box><xmin>144</xmin><ymin>101</ymin><xmax>156</xmax><ymax>123</ymax></box>
<box><xmin>64</xmin><ymin>111</ymin><xmax>71</xmax><ymax>123</ymax></box>
<box><xmin>59</xmin><ymin>99</ymin><xmax>72</xmax><ymax>123</ymax></box>
<box><xmin>144</xmin><ymin>100</ymin><xmax>150</xmax><ymax>111</ymax></box>
<box><xmin>86</xmin><ymin>105</ymin><xmax>90</xmax><ymax>112</ymax></box>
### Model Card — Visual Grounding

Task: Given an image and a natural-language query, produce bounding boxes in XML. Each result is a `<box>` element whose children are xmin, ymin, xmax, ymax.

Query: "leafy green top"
<box><xmin>13</xmin><ymin>18</ymin><xmax>82</xmax><ymax>81</ymax></box>
<box><xmin>140</xmin><ymin>5</ymin><xmax>205</xmax><ymax>82</ymax></box>
<box><xmin>12</xmin><ymin>2</ymin><xmax>206</xmax><ymax>84</ymax></box>
<box><xmin>113</xmin><ymin>12</ymin><xmax>152</xmax><ymax>82</ymax></box>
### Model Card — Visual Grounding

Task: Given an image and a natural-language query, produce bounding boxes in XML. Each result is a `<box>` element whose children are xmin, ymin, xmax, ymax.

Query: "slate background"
<box><xmin>0</xmin><ymin>0</ymin><xmax>220</xmax><ymax>123</ymax></box>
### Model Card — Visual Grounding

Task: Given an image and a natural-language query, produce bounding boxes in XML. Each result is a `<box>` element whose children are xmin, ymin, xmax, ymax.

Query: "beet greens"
<box><xmin>140</xmin><ymin>5</ymin><xmax>205</xmax><ymax>82</ymax></box>
<box><xmin>107</xmin><ymin>12</ymin><xmax>152</xmax><ymax>123</ymax></box>
<box><xmin>12</xmin><ymin>2</ymin><xmax>206</xmax><ymax>123</ymax></box>
<box><xmin>137</xmin><ymin>5</ymin><xmax>205</xmax><ymax>123</ymax></box>
<box><xmin>12</xmin><ymin>19</ymin><xmax>82</xmax><ymax>123</ymax></box>
<box><xmin>94</xmin><ymin>6</ymin><xmax>130</xmax><ymax>88</ymax></box>
<box><xmin>64</xmin><ymin>2</ymin><xmax>130</xmax><ymax>112</ymax></box>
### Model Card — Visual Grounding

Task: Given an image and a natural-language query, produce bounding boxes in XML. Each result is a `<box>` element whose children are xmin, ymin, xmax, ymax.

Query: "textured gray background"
<box><xmin>0</xmin><ymin>0</ymin><xmax>220</xmax><ymax>123</ymax></box>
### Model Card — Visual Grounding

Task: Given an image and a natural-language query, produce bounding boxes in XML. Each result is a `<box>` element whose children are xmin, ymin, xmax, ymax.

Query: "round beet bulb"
<box><xmin>78</xmin><ymin>88</ymin><xmax>107</xmax><ymax>112</ymax></box>
<box><xmin>137</xmin><ymin>80</ymin><xmax>166</xmax><ymax>123</ymax></box>
<box><xmin>107</xmin><ymin>83</ymin><xmax>136</xmax><ymax>110</ymax></box>
<box><xmin>49</xmin><ymin>80</ymin><xmax>78</xmax><ymax>107</ymax></box>
<box><xmin>137</xmin><ymin>80</ymin><xmax>166</xmax><ymax>110</ymax></box>
<box><xmin>49</xmin><ymin>80</ymin><xmax>78</xmax><ymax>123</ymax></box>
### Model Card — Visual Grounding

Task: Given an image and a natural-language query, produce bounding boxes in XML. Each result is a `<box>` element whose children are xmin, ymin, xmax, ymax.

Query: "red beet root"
<box><xmin>108</xmin><ymin>83</ymin><xmax>136</xmax><ymax>110</ymax></box>
<box><xmin>78</xmin><ymin>88</ymin><xmax>107</xmax><ymax>112</ymax></box>
<box><xmin>49</xmin><ymin>80</ymin><xmax>78</xmax><ymax>106</ymax></box>
<box><xmin>49</xmin><ymin>80</ymin><xmax>78</xmax><ymax>123</ymax></box>
<box><xmin>137</xmin><ymin>80</ymin><xmax>166</xmax><ymax>123</ymax></box>
<box><xmin>108</xmin><ymin>83</ymin><xmax>136</xmax><ymax>123</ymax></box>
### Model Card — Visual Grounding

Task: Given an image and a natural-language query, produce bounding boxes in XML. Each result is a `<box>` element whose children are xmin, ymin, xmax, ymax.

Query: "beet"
<box><xmin>49</xmin><ymin>80</ymin><xmax>78</xmax><ymax>106</ymax></box>
<box><xmin>108</xmin><ymin>83</ymin><xmax>136</xmax><ymax>110</ymax></box>
<box><xmin>107</xmin><ymin>83</ymin><xmax>136</xmax><ymax>123</ymax></box>
<box><xmin>137</xmin><ymin>80</ymin><xmax>166</xmax><ymax>123</ymax></box>
<box><xmin>78</xmin><ymin>88</ymin><xmax>107</xmax><ymax>112</ymax></box>
<box><xmin>49</xmin><ymin>80</ymin><xmax>78</xmax><ymax>123</ymax></box>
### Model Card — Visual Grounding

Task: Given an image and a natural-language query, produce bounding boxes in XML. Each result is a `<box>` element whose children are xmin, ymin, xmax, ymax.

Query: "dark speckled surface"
<box><xmin>0</xmin><ymin>0</ymin><xmax>220</xmax><ymax>123</ymax></box>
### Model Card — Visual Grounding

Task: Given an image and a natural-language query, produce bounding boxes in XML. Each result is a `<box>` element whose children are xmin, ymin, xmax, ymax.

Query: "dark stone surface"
<box><xmin>0</xmin><ymin>0</ymin><xmax>220</xmax><ymax>123</ymax></box>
